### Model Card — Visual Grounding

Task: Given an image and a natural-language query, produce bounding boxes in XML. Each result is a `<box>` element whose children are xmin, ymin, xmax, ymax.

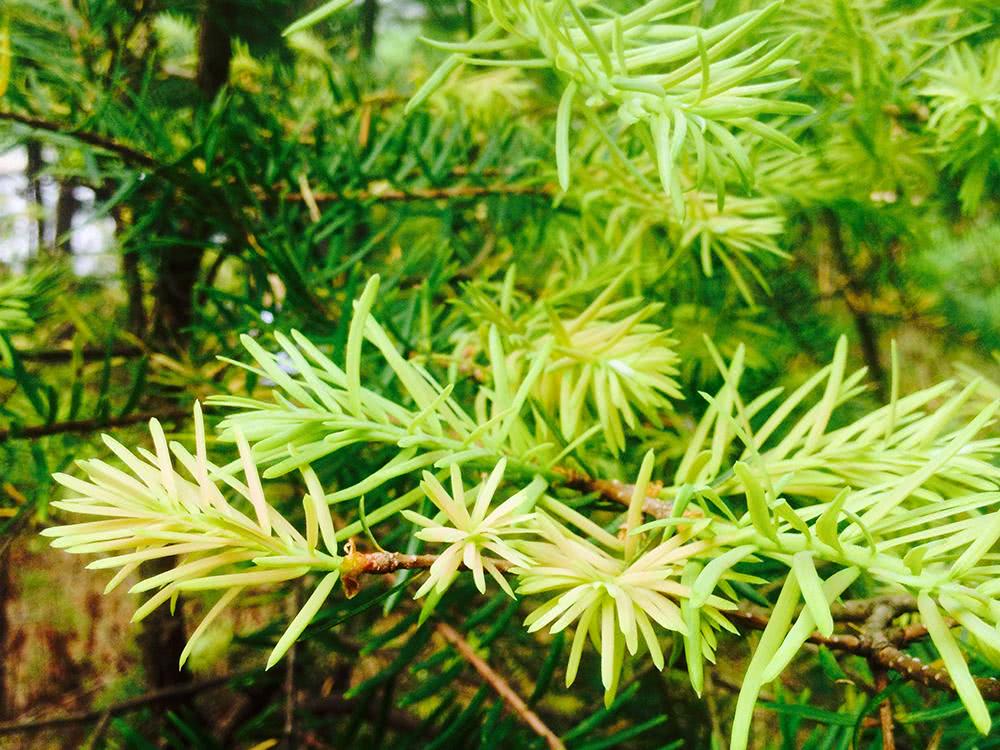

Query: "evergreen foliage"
<box><xmin>1</xmin><ymin>0</ymin><xmax>998</xmax><ymax>747</ymax></box>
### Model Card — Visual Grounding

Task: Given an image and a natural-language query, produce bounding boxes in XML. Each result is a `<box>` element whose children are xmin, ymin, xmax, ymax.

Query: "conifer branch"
<box><xmin>40</xmin><ymin>276</ymin><xmax>1000</xmax><ymax>742</ymax></box>
<box><xmin>340</xmin><ymin>550</ymin><xmax>1000</xmax><ymax>704</ymax></box>
<box><xmin>281</xmin><ymin>183</ymin><xmax>554</xmax><ymax>204</ymax></box>
<box><xmin>725</xmin><ymin>608</ymin><xmax>1000</xmax><ymax>702</ymax></box>
<box><xmin>435</xmin><ymin>621</ymin><xmax>566</xmax><ymax>750</ymax></box>
<box><xmin>0</xmin><ymin>110</ymin><xmax>159</xmax><ymax>170</ymax></box>
<box><xmin>555</xmin><ymin>468</ymin><xmax>674</xmax><ymax>518</ymax></box>
<box><xmin>0</xmin><ymin>410</ymin><xmax>188</xmax><ymax>443</ymax></box>
<box><xmin>0</xmin><ymin>670</ymin><xmax>258</xmax><ymax>736</ymax></box>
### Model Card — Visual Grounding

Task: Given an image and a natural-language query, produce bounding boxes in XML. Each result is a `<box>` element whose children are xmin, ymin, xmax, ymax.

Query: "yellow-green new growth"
<box><xmin>411</xmin><ymin>1</ymin><xmax>808</xmax><ymax>197</ymax></box>
<box><xmin>403</xmin><ymin>459</ymin><xmax>545</xmax><ymax>600</ymax></box>
<box><xmin>42</xmin><ymin>403</ymin><xmax>343</xmax><ymax>671</ymax></box>
<box><xmin>518</xmin><ymin>514</ymin><xmax>719</xmax><ymax>706</ymax></box>
<box><xmin>921</xmin><ymin>40</ymin><xmax>1000</xmax><ymax>212</ymax></box>
<box><xmin>507</xmin><ymin>277</ymin><xmax>683</xmax><ymax>455</ymax></box>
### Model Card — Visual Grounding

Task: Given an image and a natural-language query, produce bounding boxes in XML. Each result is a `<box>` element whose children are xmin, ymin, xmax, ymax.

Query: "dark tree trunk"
<box><xmin>141</xmin><ymin>0</ymin><xmax>236</xmax><ymax>711</ymax></box>
<box><xmin>95</xmin><ymin>183</ymin><xmax>147</xmax><ymax>337</ymax></box>
<box><xmin>150</xmin><ymin>1</ymin><xmax>234</xmax><ymax>349</ymax></box>
<box><xmin>0</xmin><ymin>557</ymin><xmax>10</xmax><ymax>720</ymax></box>
<box><xmin>53</xmin><ymin>179</ymin><xmax>79</xmax><ymax>254</ymax></box>
<box><xmin>822</xmin><ymin>208</ymin><xmax>886</xmax><ymax>396</ymax></box>
<box><xmin>361</xmin><ymin>0</ymin><xmax>379</xmax><ymax>56</ymax></box>
<box><xmin>136</xmin><ymin>560</ymin><xmax>192</xmax><ymax>693</ymax></box>
<box><xmin>25</xmin><ymin>141</ymin><xmax>44</xmax><ymax>257</ymax></box>
<box><xmin>123</xmin><ymin>247</ymin><xmax>147</xmax><ymax>336</ymax></box>
<box><xmin>195</xmin><ymin>3</ymin><xmax>233</xmax><ymax>97</ymax></box>
<box><xmin>150</xmin><ymin>215</ymin><xmax>203</xmax><ymax>348</ymax></box>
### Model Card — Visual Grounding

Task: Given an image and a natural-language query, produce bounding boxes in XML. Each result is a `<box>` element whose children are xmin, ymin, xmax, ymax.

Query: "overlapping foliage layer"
<box><xmin>2</xmin><ymin>0</ymin><xmax>998</xmax><ymax>747</ymax></box>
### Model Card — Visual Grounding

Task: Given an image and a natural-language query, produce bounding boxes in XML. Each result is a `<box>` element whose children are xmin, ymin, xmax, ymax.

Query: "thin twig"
<box><xmin>282</xmin><ymin>587</ymin><xmax>300</xmax><ymax>750</ymax></box>
<box><xmin>555</xmin><ymin>467</ymin><xmax>674</xmax><ymax>518</ymax></box>
<box><xmin>0</xmin><ymin>110</ymin><xmax>158</xmax><ymax>170</ymax></box>
<box><xmin>338</xmin><ymin>545</ymin><xmax>511</xmax><ymax>598</ymax></box>
<box><xmin>81</xmin><ymin>711</ymin><xmax>111</xmax><ymax>750</ymax></box>
<box><xmin>279</xmin><ymin>182</ymin><xmax>554</xmax><ymax>204</ymax></box>
<box><xmin>17</xmin><ymin>345</ymin><xmax>146</xmax><ymax>363</ymax></box>
<box><xmin>435</xmin><ymin>622</ymin><xmax>566</xmax><ymax>750</ymax></box>
<box><xmin>866</xmin><ymin>602</ymin><xmax>897</xmax><ymax>750</ymax></box>
<box><xmin>726</xmin><ymin>606</ymin><xmax>1000</xmax><ymax>702</ymax></box>
<box><xmin>875</xmin><ymin>669</ymin><xmax>895</xmax><ymax>750</ymax></box>
<box><xmin>0</xmin><ymin>670</ymin><xmax>258</xmax><ymax>736</ymax></box>
<box><xmin>0</xmin><ymin>410</ymin><xmax>188</xmax><ymax>443</ymax></box>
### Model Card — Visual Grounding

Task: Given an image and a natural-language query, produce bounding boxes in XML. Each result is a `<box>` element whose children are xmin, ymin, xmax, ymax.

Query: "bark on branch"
<box><xmin>0</xmin><ymin>110</ymin><xmax>158</xmax><ymax>171</ymax></box>
<box><xmin>339</xmin><ymin>546</ymin><xmax>511</xmax><ymax>598</ymax></box>
<box><xmin>726</xmin><ymin>604</ymin><xmax>1000</xmax><ymax>702</ymax></box>
<box><xmin>0</xmin><ymin>670</ymin><xmax>258</xmax><ymax>736</ymax></box>
<box><xmin>0</xmin><ymin>410</ymin><xmax>188</xmax><ymax>443</ymax></box>
<box><xmin>554</xmin><ymin>467</ymin><xmax>674</xmax><ymax>518</ymax></box>
<box><xmin>278</xmin><ymin>182</ymin><xmax>554</xmax><ymax>204</ymax></box>
<box><xmin>436</xmin><ymin>621</ymin><xmax>566</xmax><ymax>750</ymax></box>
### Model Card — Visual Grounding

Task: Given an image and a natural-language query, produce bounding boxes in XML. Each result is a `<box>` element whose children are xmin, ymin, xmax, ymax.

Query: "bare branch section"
<box><xmin>0</xmin><ymin>411</ymin><xmax>188</xmax><ymax>443</ymax></box>
<box><xmin>279</xmin><ymin>182</ymin><xmax>554</xmax><ymax>204</ymax></box>
<box><xmin>436</xmin><ymin>622</ymin><xmax>566</xmax><ymax>750</ymax></box>
<box><xmin>18</xmin><ymin>345</ymin><xmax>145</xmax><ymax>363</ymax></box>
<box><xmin>343</xmin><ymin>551</ymin><xmax>1000</xmax><ymax>704</ymax></box>
<box><xmin>0</xmin><ymin>668</ymin><xmax>430</xmax><ymax>739</ymax></box>
<box><xmin>555</xmin><ymin>467</ymin><xmax>674</xmax><ymax>518</ymax></box>
<box><xmin>0</xmin><ymin>110</ymin><xmax>159</xmax><ymax>170</ymax></box>
<box><xmin>339</xmin><ymin>546</ymin><xmax>511</xmax><ymax>598</ymax></box>
<box><xmin>726</xmin><ymin>607</ymin><xmax>1000</xmax><ymax>702</ymax></box>
<box><xmin>831</xmin><ymin>595</ymin><xmax>918</xmax><ymax>622</ymax></box>
<box><xmin>0</xmin><ymin>670</ymin><xmax>257</xmax><ymax>736</ymax></box>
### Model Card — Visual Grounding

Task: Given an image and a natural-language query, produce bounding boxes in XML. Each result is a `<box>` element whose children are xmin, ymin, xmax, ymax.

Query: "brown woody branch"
<box><xmin>726</xmin><ymin>605</ymin><xmax>1000</xmax><ymax>702</ymax></box>
<box><xmin>338</xmin><ymin>545</ymin><xmax>511</xmax><ymax>598</ymax></box>
<box><xmin>436</xmin><ymin>621</ymin><xmax>565</xmax><ymax>750</ymax></box>
<box><xmin>0</xmin><ymin>670</ymin><xmax>258</xmax><ymax>736</ymax></box>
<box><xmin>866</xmin><ymin>603</ymin><xmax>898</xmax><ymax>750</ymax></box>
<box><xmin>554</xmin><ymin>467</ymin><xmax>674</xmax><ymax>518</ymax></box>
<box><xmin>0</xmin><ymin>410</ymin><xmax>188</xmax><ymax>443</ymax></box>
<box><xmin>831</xmin><ymin>595</ymin><xmax>918</xmax><ymax>622</ymax></box>
<box><xmin>279</xmin><ymin>182</ymin><xmax>554</xmax><ymax>204</ymax></box>
<box><xmin>17</xmin><ymin>345</ymin><xmax>146</xmax><ymax>363</ymax></box>
<box><xmin>875</xmin><ymin>667</ymin><xmax>895</xmax><ymax>750</ymax></box>
<box><xmin>343</xmin><ymin>551</ymin><xmax>1000</xmax><ymax>703</ymax></box>
<box><xmin>0</xmin><ymin>110</ymin><xmax>159</xmax><ymax>171</ymax></box>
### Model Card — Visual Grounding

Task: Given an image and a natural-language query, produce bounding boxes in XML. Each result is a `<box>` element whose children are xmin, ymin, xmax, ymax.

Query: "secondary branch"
<box><xmin>555</xmin><ymin>467</ymin><xmax>674</xmax><ymax>518</ymax></box>
<box><xmin>725</xmin><ymin>607</ymin><xmax>1000</xmax><ymax>702</ymax></box>
<box><xmin>341</xmin><ymin>553</ymin><xmax>1000</xmax><ymax>703</ymax></box>
<box><xmin>0</xmin><ymin>110</ymin><xmax>158</xmax><ymax>171</ymax></box>
<box><xmin>0</xmin><ymin>410</ymin><xmax>188</xmax><ymax>443</ymax></box>
<box><xmin>279</xmin><ymin>182</ymin><xmax>554</xmax><ymax>204</ymax></box>
<box><xmin>0</xmin><ymin>670</ymin><xmax>257</xmax><ymax>736</ymax></box>
<box><xmin>436</xmin><ymin>621</ymin><xmax>566</xmax><ymax>750</ymax></box>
